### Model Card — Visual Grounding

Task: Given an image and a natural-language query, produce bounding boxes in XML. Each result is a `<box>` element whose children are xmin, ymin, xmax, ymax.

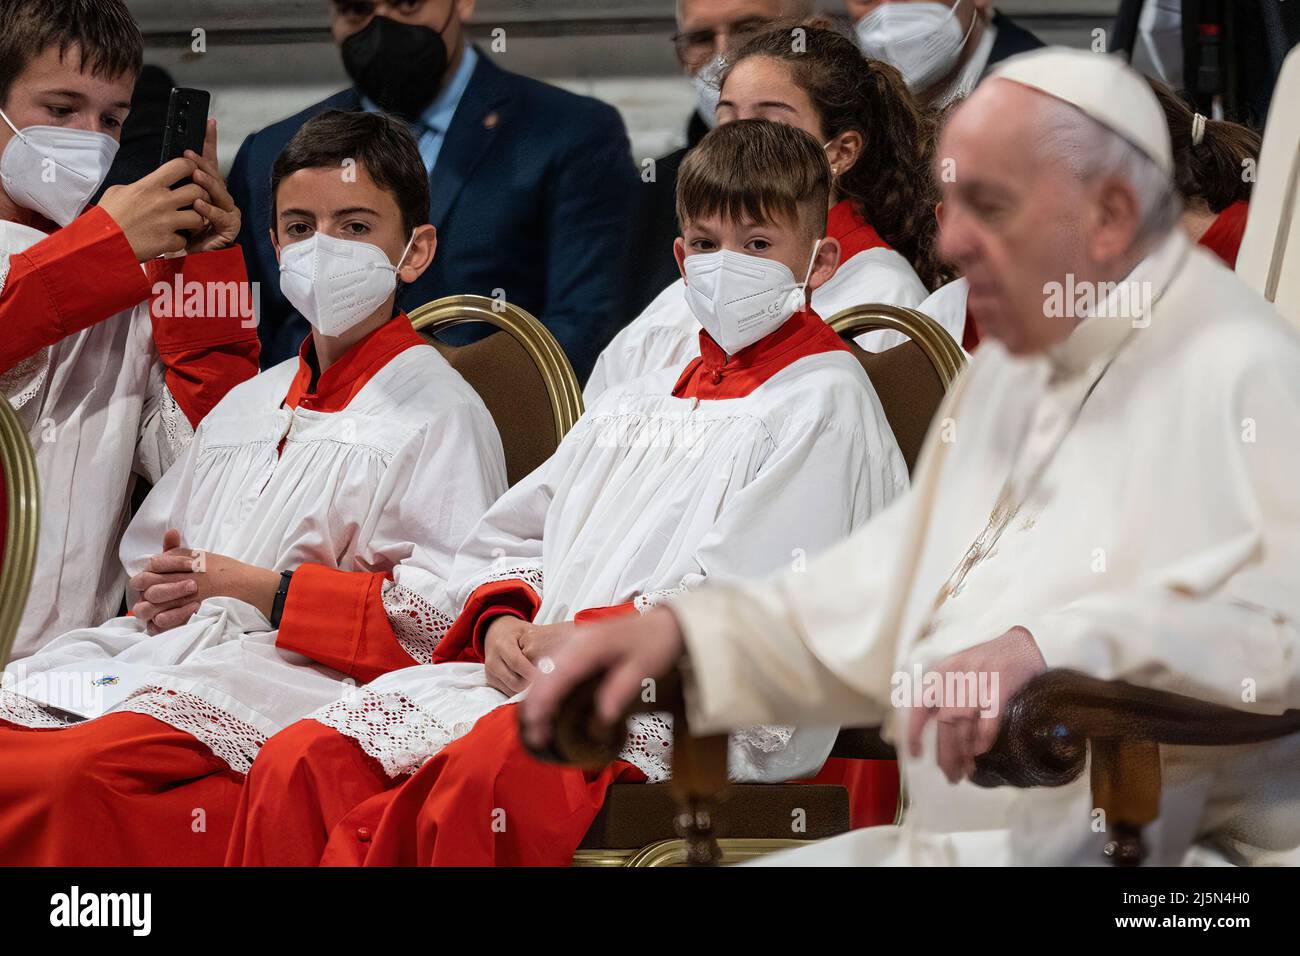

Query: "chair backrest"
<box><xmin>408</xmin><ymin>295</ymin><xmax>584</xmax><ymax>486</ymax></box>
<box><xmin>0</xmin><ymin>398</ymin><xmax>39</xmax><ymax>669</ymax></box>
<box><xmin>827</xmin><ymin>303</ymin><xmax>967</xmax><ymax>475</ymax></box>
<box><xmin>1238</xmin><ymin>43</ymin><xmax>1300</xmax><ymax>326</ymax></box>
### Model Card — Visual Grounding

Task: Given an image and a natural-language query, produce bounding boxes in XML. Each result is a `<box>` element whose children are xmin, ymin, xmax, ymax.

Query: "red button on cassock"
<box><xmin>356</xmin><ymin>827</ymin><xmax>371</xmax><ymax>843</ymax></box>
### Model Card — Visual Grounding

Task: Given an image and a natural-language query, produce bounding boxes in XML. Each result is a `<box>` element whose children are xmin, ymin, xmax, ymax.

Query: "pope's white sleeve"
<box><xmin>1022</xmin><ymin>588</ymin><xmax>1300</xmax><ymax>714</ymax></box>
<box><xmin>672</xmin><ymin>490</ymin><xmax>917</xmax><ymax>736</ymax></box>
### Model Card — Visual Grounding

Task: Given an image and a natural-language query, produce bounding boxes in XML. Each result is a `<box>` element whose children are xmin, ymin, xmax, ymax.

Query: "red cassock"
<box><xmin>0</xmin><ymin>713</ymin><xmax>244</xmax><ymax>866</ymax></box>
<box><xmin>312</xmin><ymin>705</ymin><xmax>899</xmax><ymax>867</ymax></box>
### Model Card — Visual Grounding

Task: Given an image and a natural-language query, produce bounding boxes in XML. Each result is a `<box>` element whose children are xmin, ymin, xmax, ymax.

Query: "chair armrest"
<box><xmin>971</xmin><ymin>668</ymin><xmax>1300</xmax><ymax>789</ymax></box>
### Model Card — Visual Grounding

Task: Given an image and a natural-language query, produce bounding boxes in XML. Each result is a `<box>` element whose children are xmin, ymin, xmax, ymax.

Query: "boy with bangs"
<box><xmin>228</xmin><ymin>119</ymin><xmax>908</xmax><ymax>867</ymax></box>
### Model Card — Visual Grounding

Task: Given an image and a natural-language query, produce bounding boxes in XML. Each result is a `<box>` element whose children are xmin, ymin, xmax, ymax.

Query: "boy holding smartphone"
<box><xmin>0</xmin><ymin>0</ymin><xmax>259</xmax><ymax>656</ymax></box>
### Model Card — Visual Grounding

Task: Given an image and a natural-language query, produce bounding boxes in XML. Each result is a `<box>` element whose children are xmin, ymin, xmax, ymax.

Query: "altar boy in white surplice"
<box><xmin>227</xmin><ymin>119</ymin><xmax>909</xmax><ymax>866</ymax></box>
<box><xmin>0</xmin><ymin>110</ymin><xmax>506</xmax><ymax>866</ymax></box>
<box><xmin>525</xmin><ymin>49</ymin><xmax>1300</xmax><ymax>867</ymax></box>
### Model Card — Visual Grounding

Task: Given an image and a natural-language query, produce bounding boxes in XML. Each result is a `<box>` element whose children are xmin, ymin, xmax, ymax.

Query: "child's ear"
<box><xmin>807</xmin><ymin>236</ymin><xmax>841</xmax><ymax>293</ymax></box>
<box><xmin>269</xmin><ymin>229</ymin><xmax>281</xmax><ymax>263</ymax></box>
<box><xmin>827</xmin><ymin>130</ymin><xmax>865</xmax><ymax>181</ymax></box>
<box><xmin>673</xmin><ymin>237</ymin><xmax>688</xmax><ymax>283</ymax></box>
<box><xmin>397</xmin><ymin>224</ymin><xmax>438</xmax><ymax>283</ymax></box>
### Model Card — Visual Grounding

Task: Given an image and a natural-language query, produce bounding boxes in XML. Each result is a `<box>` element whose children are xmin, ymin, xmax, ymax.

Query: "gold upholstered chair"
<box><xmin>0</xmin><ymin>397</ymin><xmax>39</xmax><ymax>669</ymax></box>
<box><xmin>408</xmin><ymin>295</ymin><xmax>583</xmax><ymax>486</ymax></box>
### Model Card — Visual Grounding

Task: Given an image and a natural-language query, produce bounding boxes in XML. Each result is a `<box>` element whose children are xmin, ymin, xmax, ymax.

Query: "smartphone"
<box><xmin>160</xmin><ymin>87</ymin><xmax>210</xmax><ymax>236</ymax></box>
<box><xmin>159</xmin><ymin>87</ymin><xmax>210</xmax><ymax>168</ymax></box>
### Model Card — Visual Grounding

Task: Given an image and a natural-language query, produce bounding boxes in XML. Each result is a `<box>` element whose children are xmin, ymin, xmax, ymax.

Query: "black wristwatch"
<box><xmin>269</xmin><ymin>569</ymin><xmax>295</xmax><ymax>628</ymax></box>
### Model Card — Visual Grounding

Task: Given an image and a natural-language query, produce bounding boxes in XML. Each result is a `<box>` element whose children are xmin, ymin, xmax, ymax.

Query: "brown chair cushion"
<box><xmin>853</xmin><ymin>339</ymin><xmax>946</xmax><ymax>475</ymax></box>
<box><xmin>578</xmin><ymin>783</ymin><xmax>849</xmax><ymax>849</ymax></box>
<box><xmin>425</xmin><ymin>330</ymin><xmax>558</xmax><ymax>486</ymax></box>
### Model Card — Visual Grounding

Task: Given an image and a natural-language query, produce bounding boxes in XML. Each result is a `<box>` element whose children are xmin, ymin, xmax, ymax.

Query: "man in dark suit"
<box><xmin>622</xmin><ymin>0</ymin><xmax>827</xmax><ymax>321</ymax></box>
<box><xmin>846</xmin><ymin>1</ymin><xmax>1043</xmax><ymax>106</ymax></box>
<box><xmin>228</xmin><ymin>0</ymin><xmax>637</xmax><ymax>380</ymax></box>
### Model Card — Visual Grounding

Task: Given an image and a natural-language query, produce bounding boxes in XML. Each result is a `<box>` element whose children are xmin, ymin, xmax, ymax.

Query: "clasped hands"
<box><xmin>482</xmin><ymin>615</ymin><xmax>576</xmax><ymax>696</ymax></box>
<box><xmin>128</xmin><ymin>529</ymin><xmax>280</xmax><ymax>634</ymax></box>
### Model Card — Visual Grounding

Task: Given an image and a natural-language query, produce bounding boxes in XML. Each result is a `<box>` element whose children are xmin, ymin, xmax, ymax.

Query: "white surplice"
<box><xmin>1</xmin><ymin>218</ymin><xmax>255</xmax><ymax>657</ymax></box>
<box><xmin>918</xmin><ymin>277</ymin><xmax>970</xmax><ymax>349</ymax></box>
<box><xmin>0</xmin><ymin>340</ymin><xmax>507</xmax><ymax>773</ymax></box>
<box><xmin>584</xmin><ymin>243</ymin><xmax>930</xmax><ymax>404</ymax></box>
<box><xmin>669</xmin><ymin>233</ymin><xmax>1300</xmax><ymax>865</ymax></box>
<box><xmin>312</xmin><ymin>321</ymin><xmax>910</xmax><ymax>783</ymax></box>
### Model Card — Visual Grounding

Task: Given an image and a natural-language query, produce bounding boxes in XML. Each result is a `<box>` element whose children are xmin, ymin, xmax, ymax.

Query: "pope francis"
<box><xmin>522</xmin><ymin>47</ymin><xmax>1300</xmax><ymax>867</ymax></box>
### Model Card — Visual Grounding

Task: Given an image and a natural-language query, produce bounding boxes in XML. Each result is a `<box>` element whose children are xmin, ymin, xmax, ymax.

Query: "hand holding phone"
<box><xmin>98</xmin><ymin>160</ymin><xmax>206</xmax><ymax>260</ymax></box>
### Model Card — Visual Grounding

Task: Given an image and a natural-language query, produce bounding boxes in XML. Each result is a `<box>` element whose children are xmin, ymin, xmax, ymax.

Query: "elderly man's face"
<box><xmin>935</xmin><ymin>81</ymin><xmax>1099</xmax><ymax>355</ymax></box>
<box><xmin>674</xmin><ymin>0</ymin><xmax>788</xmax><ymax>74</ymax></box>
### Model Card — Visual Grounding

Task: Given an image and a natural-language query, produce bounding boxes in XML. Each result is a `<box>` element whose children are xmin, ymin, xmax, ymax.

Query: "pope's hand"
<box><xmin>907</xmin><ymin>625</ymin><xmax>1046</xmax><ymax>784</ymax></box>
<box><xmin>520</xmin><ymin>606</ymin><xmax>685</xmax><ymax>751</ymax></box>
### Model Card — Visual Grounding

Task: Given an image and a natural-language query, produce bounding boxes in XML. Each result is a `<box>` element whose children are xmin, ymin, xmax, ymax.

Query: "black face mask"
<box><xmin>341</xmin><ymin>14</ymin><xmax>454</xmax><ymax>121</ymax></box>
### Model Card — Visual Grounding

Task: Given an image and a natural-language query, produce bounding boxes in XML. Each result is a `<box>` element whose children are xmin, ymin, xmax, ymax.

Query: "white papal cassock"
<box><xmin>668</xmin><ymin>233</ymin><xmax>1300</xmax><ymax>865</ymax></box>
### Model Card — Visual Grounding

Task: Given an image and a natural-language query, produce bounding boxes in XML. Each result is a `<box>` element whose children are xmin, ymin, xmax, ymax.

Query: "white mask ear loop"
<box><xmin>802</xmin><ymin>239</ymin><xmax>823</xmax><ymax>286</ymax></box>
<box><xmin>792</xmin><ymin>238</ymin><xmax>823</xmax><ymax>312</ymax></box>
<box><xmin>391</xmin><ymin>231</ymin><xmax>419</xmax><ymax>305</ymax></box>
<box><xmin>393</xmin><ymin>231</ymin><xmax>417</xmax><ymax>274</ymax></box>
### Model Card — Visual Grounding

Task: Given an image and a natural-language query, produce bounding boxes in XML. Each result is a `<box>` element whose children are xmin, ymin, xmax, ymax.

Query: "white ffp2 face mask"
<box><xmin>692</xmin><ymin>54</ymin><xmax>726</xmax><ymax>130</ymax></box>
<box><xmin>853</xmin><ymin>0</ymin><xmax>974</xmax><ymax>95</ymax></box>
<box><xmin>0</xmin><ymin>108</ymin><xmax>119</xmax><ymax>227</ymax></box>
<box><xmin>279</xmin><ymin>231</ymin><xmax>415</xmax><ymax>337</ymax></box>
<box><xmin>683</xmin><ymin>241</ymin><xmax>822</xmax><ymax>355</ymax></box>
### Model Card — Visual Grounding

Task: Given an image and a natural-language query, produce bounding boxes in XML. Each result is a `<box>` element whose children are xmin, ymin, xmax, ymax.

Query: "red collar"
<box><xmin>1198</xmin><ymin>200</ymin><xmax>1249</xmax><ymax>269</ymax></box>
<box><xmin>283</xmin><ymin>313</ymin><xmax>427</xmax><ymax>412</ymax></box>
<box><xmin>827</xmin><ymin>199</ymin><xmax>891</xmax><ymax>262</ymax></box>
<box><xmin>671</xmin><ymin>308</ymin><xmax>850</xmax><ymax>400</ymax></box>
